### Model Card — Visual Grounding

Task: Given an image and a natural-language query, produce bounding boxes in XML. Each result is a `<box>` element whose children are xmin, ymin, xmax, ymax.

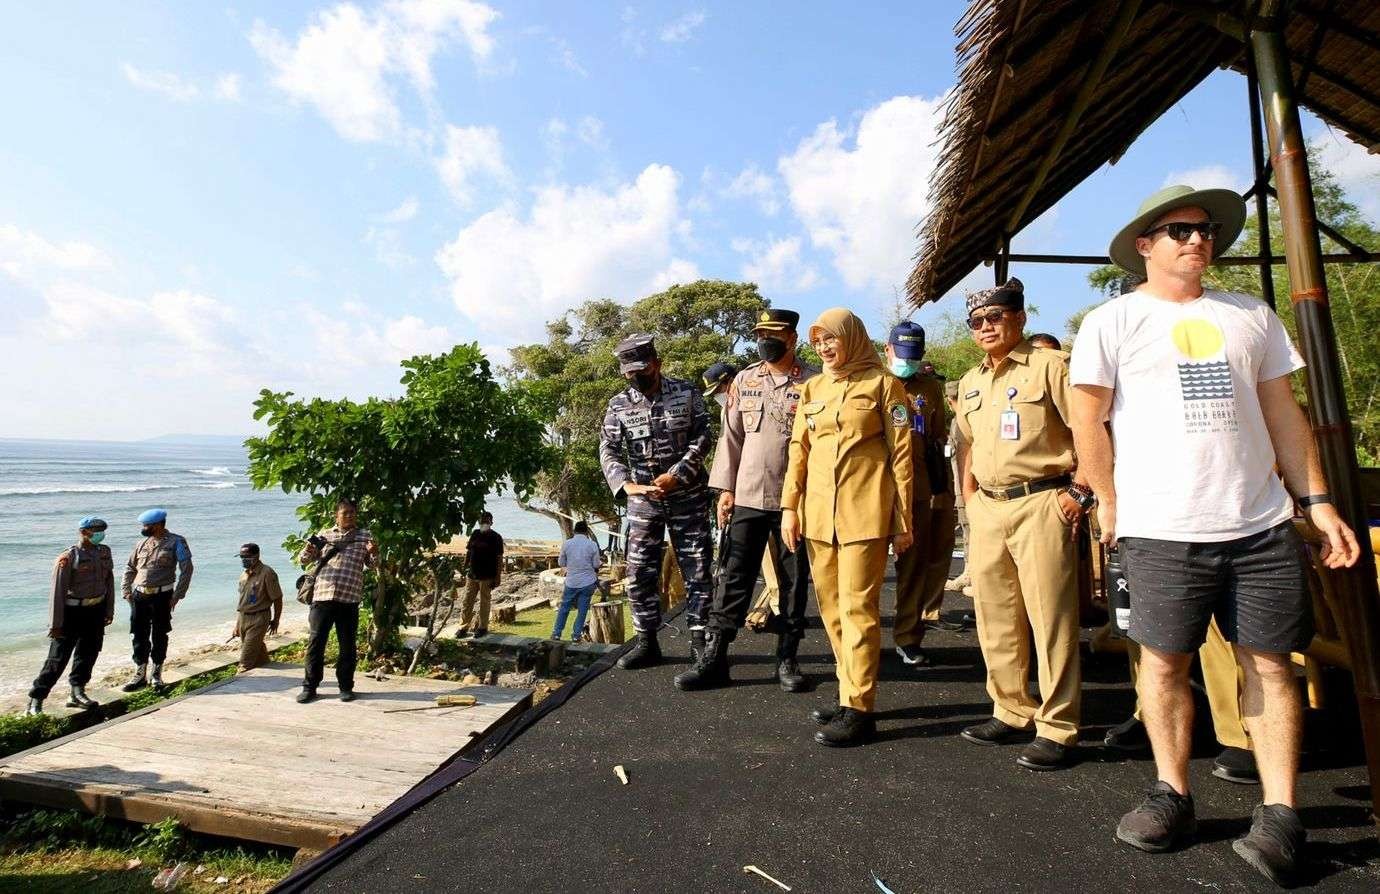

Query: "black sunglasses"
<box><xmin>966</xmin><ymin>308</ymin><xmax>1010</xmax><ymax>330</ymax></box>
<box><xmin>1142</xmin><ymin>221</ymin><xmax>1221</xmax><ymax>242</ymax></box>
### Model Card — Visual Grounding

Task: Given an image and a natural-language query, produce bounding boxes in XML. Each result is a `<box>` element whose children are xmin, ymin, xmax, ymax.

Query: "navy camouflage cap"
<box><xmin>965</xmin><ymin>277</ymin><xmax>1025</xmax><ymax>317</ymax></box>
<box><xmin>701</xmin><ymin>361</ymin><xmax>739</xmax><ymax>397</ymax></box>
<box><xmin>614</xmin><ymin>334</ymin><xmax>658</xmax><ymax>373</ymax></box>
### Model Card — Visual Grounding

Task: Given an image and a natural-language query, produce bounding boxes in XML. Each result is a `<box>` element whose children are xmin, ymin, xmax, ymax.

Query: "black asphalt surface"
<box><xmin>314</xmin><ymin>576</ymin><xmax>1379</xmax><ymax>893</ymax></box>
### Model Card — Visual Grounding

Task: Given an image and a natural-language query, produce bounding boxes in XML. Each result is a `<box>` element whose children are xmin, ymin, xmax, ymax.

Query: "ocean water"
<box><xmin>0</xmin><ymin>438</ymin><xmax>559</xmax><ymax>700</ymax></box>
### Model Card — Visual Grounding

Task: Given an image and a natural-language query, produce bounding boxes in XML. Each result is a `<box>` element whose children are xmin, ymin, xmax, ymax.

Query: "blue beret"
<box><xmin>138</xmin><ymin>508</ymin><xmax>168</xmax><ymax>525</ymax></box>
<box><xmin>78</xmin><ymin>516</ymin><xmax>107</xmax><ymax>532</ymax></box>
<box><xmin>888</xmin><ymin>321</ymin><xmax>927</xmax><ymax>360</ymax></box>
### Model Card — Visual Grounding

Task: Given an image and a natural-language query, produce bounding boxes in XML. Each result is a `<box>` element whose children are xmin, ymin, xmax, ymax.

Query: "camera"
<box><xmin>308</xmin><ymin>535</ymin><xmax>327</xmax><ymax>549</ymax></box>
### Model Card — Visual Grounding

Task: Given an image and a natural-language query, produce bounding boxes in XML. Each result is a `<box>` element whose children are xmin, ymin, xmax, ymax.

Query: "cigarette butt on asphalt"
<box><xmin>613</xmin><ymin>764</ymin><xmax>628</xmax><ymax>785</ymax></box>
<box><xmin>743</xmin><ymin>865</ymin><xmax>790</xmax><ymax>891</ymax></box>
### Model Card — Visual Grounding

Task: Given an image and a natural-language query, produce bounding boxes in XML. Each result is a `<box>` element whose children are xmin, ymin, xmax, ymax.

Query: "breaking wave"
<box><xmin>190</xmin><ymin>467</ymin><xmax>236</xmax><ymax>476</ymax></box>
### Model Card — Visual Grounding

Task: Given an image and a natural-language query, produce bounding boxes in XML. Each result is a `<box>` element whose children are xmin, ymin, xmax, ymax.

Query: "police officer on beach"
<box><xmin>676</xmin><ymin>308</ymin><xmax>816</xmax><ymax>692</ymax></box>
<box><xmin>233</xmin><ymin>543</ymin><xmax>282</xmax><ymax>671</ymax></box>
<box><xmin>954</xmin><ymin>278</ymin><xmax>1093</xmax><ymax>771</ymax></box>
<box><xmin>25</xmin><ymin>516</ymin><xmax>116</xmax><ymax>715</ymax></box>
<box><xmin>121</xmin><ymin>508</ymin><xmax>193</xmax><ymax>691</ymax></box>
<box><xmin>599</xmin><ymin>334</ymin><xmax>714</xmax><ymax>671</ymax></box>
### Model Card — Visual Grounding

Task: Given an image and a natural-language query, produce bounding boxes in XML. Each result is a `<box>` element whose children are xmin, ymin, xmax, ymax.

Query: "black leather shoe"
<box><xmin>617</xmin><ymin>634</ymin><xmax>663</xmax><ymax>670</ymax></box>
<box><xmin>776</xmin><ymin>658</ymin><xmax>809</xmax><ymax>693</ymax></box>
<box><xmin>674</xmin><ymin>631</ymin><xmax>730</xmax><ymax>691</ymax></box>
<box><xmin>296</xmin><ymin>687</ymin><xmax>317</xmax><ymax>704</ymax></box>
<box><xmin>1104</xmin><ymin>715</ymin><xmax>1150</xmax><ymax>753</ymax></box>
<box><xmin>339</xmin><ymin>690</ymin><xmax>357</xmax><ymax>702</ymax></box>
<box><xmin>811</xmin><ymin>705</ymin><xmax>840</xmax><ymax>726</ymax></box>
<box><xmin>894</xmin><ymin>644</ymin><xmax>931</xmax><ymax>667</ymax></box>
<box><xmin>25</xmin><ymin>698</ymin><xmax>42</xmax><ymax>716</ymax></box>
<box><xmin>472</xmin><ymin>628</ymin><xmax>489</xmax><ymax>639</ymax></box>
<box><xmin>1212</xmin><ymin>747</ymin><xmax>1259</xmax><ymax>785</ymax></box>
<box><xmin>1016</xmin><ymin>736</ymin><xmax>1070</xmax><ymax>771</ymax></box>
<box><xmin>960</xmin><ymin>717</ymin><xmax>1028</xmax><ymax>746</ymax></box>
<box><xmin>66</xmin><ymin>685</ymin><xmax>98</xmax><ymax>709</ymax></box>
<box><xmin>813</xmin><ymin>708</ymin><xmax>876</xmax><ymax>747</ymax></box>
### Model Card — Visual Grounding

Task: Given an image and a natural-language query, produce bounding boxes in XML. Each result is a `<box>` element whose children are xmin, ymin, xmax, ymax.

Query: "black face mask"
<box><xmin>630</xmin><ymin>370</ymin><xmax>658</xmax><ymax>394</ymax></box>
<box><xmin>140</xmin><ymin>526</ymin><xmax>155</xmax><ymax>537</ymax></box>
<box><xmin>241</xmin><ymin>557</ymin><xmax>256</xmax><ymax>569</ymax></box>
<box><xmin>756</xmin><ymin>336</ymin><xmax>788</xmax><ymax>364</ymax></box>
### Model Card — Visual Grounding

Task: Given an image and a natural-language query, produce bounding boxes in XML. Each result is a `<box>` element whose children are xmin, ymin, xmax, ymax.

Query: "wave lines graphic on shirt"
<box><xmin>1178</xmin><ymin>360</ymin><xmax>1234</xmax><ymax>401</ymax></box>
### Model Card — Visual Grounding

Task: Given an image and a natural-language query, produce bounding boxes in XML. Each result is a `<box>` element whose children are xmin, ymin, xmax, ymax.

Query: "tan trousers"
<box><xmin>807</xmin><ymin>537</ymin><xmax>889</xmax><ymax>712</ymax></box>
<box><xmin>920</xmin><ymin>503</ymin><xmax>958</xmax><ymax>624</ymax></box>
<box><xmin>460</xmin><ymin>576</ymin><xmax>495</xmax><ymax>631</ymax></box>
<box><xmin>892</xmin><ymin>501</ymin><xmax>935</xmax><ymax>647</ymax></box>
<box><xmin>1129</xmin><ymin>618</ymin><xmax>1250</xmax><ymax>750</ymax></box>
<box><xmin>238</xmin><ymin>610</ymin><xmax>271</xmax><ymax>670</ymax></box>
<box><xmin>968</xmin><ymin>489</ymin><xmax>1082</xmax><ymax>745</ymax></box>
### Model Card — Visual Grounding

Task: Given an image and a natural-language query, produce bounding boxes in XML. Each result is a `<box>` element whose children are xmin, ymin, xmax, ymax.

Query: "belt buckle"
<box><xmin>990</xmin><ymin>488</ymin><xmax>1008</xmax><ymax>502</ymax></box>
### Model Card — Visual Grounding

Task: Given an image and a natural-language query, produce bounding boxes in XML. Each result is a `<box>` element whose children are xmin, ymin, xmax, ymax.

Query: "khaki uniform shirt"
<box><xmin>902</xmin><ymin>374</ymin><xmax>948</xmax><ymax>506</ymax></box>
<box><xmin>50</xmin><ymin>543</ymin><xmax>115</xmax><ymax>628</ymax></box>
<box><xmin>237</xmin><ymin>563</ymin><xmax>283</xmax><ymax>615</ymax></box>
<box><xmin>708</xmin><ymin>360</ymin><xmax>818</xmax><ymax>511</ymax></box>
<box><xmin>782</xmin><ymin>368</ymin><xmax>915</xmax><ymax>544</ymax></box>
<box><xmin>955</xmin><ymin>340</ymin><xmax>1076</xmax><ymax>490</ymax></box>
<box><xmin>122</xmin><ymin>531</ymin><xmax>194</xmax><ymax>601</ymax></box>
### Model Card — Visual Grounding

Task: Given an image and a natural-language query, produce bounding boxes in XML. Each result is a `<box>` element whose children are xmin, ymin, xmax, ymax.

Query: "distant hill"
<box><xmin>142</xmin><ymin>434</ymin><xmax>251</xmax><ymax>447</ymax></box>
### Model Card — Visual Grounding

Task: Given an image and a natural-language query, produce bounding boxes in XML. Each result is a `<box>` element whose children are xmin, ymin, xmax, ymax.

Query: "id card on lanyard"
<box><xmin>999</xmin><ymin>387</ymin><xmax>1019</xmax><ymax>440</ymax></box>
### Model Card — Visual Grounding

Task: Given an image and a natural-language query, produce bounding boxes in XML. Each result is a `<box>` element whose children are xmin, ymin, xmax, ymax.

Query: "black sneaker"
<box><xmin>1116</xmin><ymin>781</ymin><xmax>1197</xmax><ymax>853</ymax></box>
<box><xmin>1212</xmin><ymin>747</ymin><xmax>1259</xmax><ymax>785</ymax></box>
<box><xmin>813</xmin><ymin>708</ymin><xmax>875</xmax><ymax>747</ymax></box>
<box><xmin>1232</xmin><ymin>803</ymin><xmax>1304</xmax><ymax>886</ymax></box>
<box><xmin>960</xmin><ymin>717</ymin><xmax>1028</xmax><ymax>746</ymax></box>
<box><xmin>1104</xmin><ymin>716</ymin><xmax>1150</xmax><ymax>753</ymax></box>
<box><xmin>1016</xmin><ymin>737</ymin><xmax>1070</xmax><ymax>771</ymax></box>
<box><xmin>894</xmin><ymin>644</ymin><xmax>931</xmax><ymax>667</ymax></box>
<box><xmin>811</xmin><ymin>704</ymin><xmax>840</xmax><ymax>726</ymax></box>
<box><xmin>295</xmin><ymin>687</ymin><xmax>317</xmax><ymax>704</ymax></box>
<box><xmin>776</xmin><ymin>658</ymin><xmax>808</xmax><ymax>693</ymax></box>
<box><xmin>617</xmin><ymin>634</ymin><xmax>663</xmax><ymax>670</ymax></box>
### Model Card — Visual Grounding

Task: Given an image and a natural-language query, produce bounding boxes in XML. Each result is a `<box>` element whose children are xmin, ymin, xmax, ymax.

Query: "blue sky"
<box><xmin>3</xmin><ymin>1</ymin><xmax>1377</xmax><ymax>440</ymax></box>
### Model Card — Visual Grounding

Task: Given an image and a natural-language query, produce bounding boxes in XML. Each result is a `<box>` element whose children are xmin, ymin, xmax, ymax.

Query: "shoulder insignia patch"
<box><xmin>889</xmin><ymin>403</ymin><xmax>909</xmax><ymax>427</ymax></box>
<box><xmin>964</xmin><ymin>389</ymin><xmax>980</xmax><ymax>399</ymax></box>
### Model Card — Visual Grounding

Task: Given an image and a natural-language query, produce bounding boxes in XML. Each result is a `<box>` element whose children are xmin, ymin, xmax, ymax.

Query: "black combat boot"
<box><xmin>151</xmin><ymin>664</ymin><xmax>165</xmax><ymax>688</ymax></box>
<box><xmin>121</xmin><ymin>664</ymin><xmax>148</xmax><ymax>692</ymax></box>
<box><xmin>25</xmin><ymin>698</ymin><xmax>43</xmax><ymax>716</ymax></box>
<box><xmin>813</xmin><ymin>707</ymin><xmax>876</xmax><ymax>747</ymax></box>
<box><xmin>775</xmin><ymin>635</ymin><xmax>808</xmax><ymax>693</ymax></box>
<box><xmin>67</xmin><ymin>685</ymin><xmax>98</xmax><ymax>710</ymax></box>
<box><xmin>674</xmin><ymin>630</ymin><xmax>731</xmax><ymax>691</ymax></box>
<box><xmin>690</xmin><ymin>627</ymin><xmax>706</xmax><ymax>663</ymax></box>
<box><xmin>617</xmin><ymin>632</ymin><xmax>663</xmax><ymax>670</ymax></box>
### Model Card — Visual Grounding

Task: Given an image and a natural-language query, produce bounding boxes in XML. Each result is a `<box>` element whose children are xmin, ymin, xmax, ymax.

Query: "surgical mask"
<box><xmin>479</xmin><ymin>523</ymin><xmax>492</xmax><ymax>533</ymax></box>
<box><xmin>889</xmin><ymin>358</ymin><xmax>920</xmax><ymax>378</ymax></box>
<box><xmin>89</xmin><ymin>531</ymin><xmax>105</xmax><ymax>545</ymax></box>
<box><xmin>756</xmin><ymin>336</ymin><xmax>788</xmax><ymax>364</ymax></box>
<box><xmin>140</xmin><ymin>525</ymin><xmax>155</xmax><ymax>537</ymax></box>
<box><xmin>714</xmin><ymin>392</ymin><xmax>728</xmax><ymax>408</ymax></box>
<box><xmin>630</xmin><ymin>371</ymin><xmax>657</xmax><ymax>394</ymax></box>
<box><xmin>241</xmin><ymin>557</ymin><xmax>256</xmax><ymax>569</ymax></box>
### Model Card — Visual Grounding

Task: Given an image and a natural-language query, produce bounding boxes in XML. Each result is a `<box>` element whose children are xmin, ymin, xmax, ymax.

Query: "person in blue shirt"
<box><xmin>551</xmin><ymin>521</ymin><xmax>605</xmax><ymax>641</ymax></box>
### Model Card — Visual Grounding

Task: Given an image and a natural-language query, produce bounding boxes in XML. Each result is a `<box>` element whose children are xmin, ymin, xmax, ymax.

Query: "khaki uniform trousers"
<box><xmin>968</xmin><ymin>489</ymin><xmax>1082</xmax><ymax>745</ymax></box>
<box><xmin>460</xmin><ymin>576</ymin><xmax>496</xmax><ymax>631</ymax></box>
<box><xmin>1129</xmin><ymin>618</ymin><xmax>1249</xmax><ymax>750</ymax></box>
<box><xmin>806</xmin><ymin>537</ymin><xmax>889</xmax><ymax>712</ymax></box>
<box><xmin>238</xmin><ymin>609</ymin><xmax>271</xmax><ymax>670</ymax></box>
<box><xmin>892</xmin><ymin>502</ymin><xmax>934</xmax><ymax>648</ymax></box>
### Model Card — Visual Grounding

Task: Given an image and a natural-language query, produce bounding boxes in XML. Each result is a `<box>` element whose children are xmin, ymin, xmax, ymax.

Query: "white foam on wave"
<box><xmin>0</xmin><ymin>484</ymin><xmax>166</xmax><ymax>496</ymax></box>
<box><xmin>198</xmin><ymin>482</ymin><xmax>236</xmax><ymax>489</ymax></box>
<box><xmin>190</xmin><ymin>466</ymin><xmax>236</xmax><ymax>476</ymax></box>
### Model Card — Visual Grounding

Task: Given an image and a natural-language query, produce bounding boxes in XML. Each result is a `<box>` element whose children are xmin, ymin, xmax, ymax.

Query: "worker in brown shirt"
<box><xmin>954</xmin><ymin>278</ymin><xmax>1093</xmax><ymax>771</ymax></box>
<box><xmin>234</xmin><ymin>543</ymin><xmax>283</xmax><ymax>671</ymax></box>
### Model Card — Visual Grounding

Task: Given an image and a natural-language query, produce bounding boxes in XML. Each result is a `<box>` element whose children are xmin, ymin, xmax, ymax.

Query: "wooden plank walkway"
<box><xmin>0</xmin><ymin>663</ymin><xmax>531</xmax><ymax>850</ymax></box>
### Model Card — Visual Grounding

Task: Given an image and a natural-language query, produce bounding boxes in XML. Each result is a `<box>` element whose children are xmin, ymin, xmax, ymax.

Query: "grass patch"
<box><xmin>490</xmin><ymin>601</ymin><xmax>635</xmax><ymax>640</ymax></box>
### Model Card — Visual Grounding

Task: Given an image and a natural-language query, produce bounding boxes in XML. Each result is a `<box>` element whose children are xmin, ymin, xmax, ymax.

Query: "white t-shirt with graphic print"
<box><xmin>1069</xmin><ymin>288</ymin><xmax>1304</xmax><ymax>542</ymax></box>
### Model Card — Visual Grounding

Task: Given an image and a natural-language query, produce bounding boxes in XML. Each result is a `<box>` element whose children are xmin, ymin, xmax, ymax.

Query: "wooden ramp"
<box><xmin>0</xmin><ymin>663</ymin><xmax>531</xmax><ymax>850</ymax></box>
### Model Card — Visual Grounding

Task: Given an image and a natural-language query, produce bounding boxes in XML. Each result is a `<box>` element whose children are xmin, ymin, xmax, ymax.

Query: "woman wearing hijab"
<box><xmin>781</xmin><ymin>308</ymin><xmax>915</xmax><ymax>746</ymax></box>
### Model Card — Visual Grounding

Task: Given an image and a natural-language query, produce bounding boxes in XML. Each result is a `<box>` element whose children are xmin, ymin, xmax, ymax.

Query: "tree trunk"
<box><xmin>516</xmin><ymin>498</ymin><xmax>574</xmax><ymax>540</ymax></box>
<box><xmin>588</xmin><ymin>599</ymin><xmax>626</xmax><ymax>644</ymax></box>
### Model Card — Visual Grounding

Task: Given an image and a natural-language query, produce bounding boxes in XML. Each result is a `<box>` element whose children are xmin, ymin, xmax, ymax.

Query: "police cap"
<box><xmin>966</xmin><ymin>277</ymin><xmax>1025</xmax><ymax>317</ymax></box>
<box><xmin>137</xmin><ymin>508</ymin><xmax>168</xmax><ymax>525</ymax></box>
<box><xmin>78</xmin><ymin>516</ymin><xmax>108</xmax><ymax>532</ymax></box>
<box><xmin>752</xmin><ymin>308</ymin><xmax>800</xmax><ymax>333</ymax></box>
<box><xmin>888</xmin><ymin>321</ymin><xmax>926</xmax><ymax>360</ymax></box>
<box><xmin>614</xmin><ymin>334</ymin><xmax>658</xmax><ymax>373</ymax></box>
<box><xmin>701</xmin><ymin>361</ymin><xmax>739</xmax><ymax>398</ymax></box>
<box><xmin>237</xmin><ymin>543</ymin><xmax>260</xmax><ymax>558</ymax></box>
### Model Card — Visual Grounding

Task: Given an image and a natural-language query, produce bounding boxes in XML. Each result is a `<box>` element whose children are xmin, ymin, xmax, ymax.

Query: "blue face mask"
<box><xmin>89</xmin><ymin>531</ymin><xmax>105</xmax><ymax>545</ymax></box>
<box><xmin>889</xmin><ymin>358</ymin><xmax>920</xmax><ymax>378</ymax></box>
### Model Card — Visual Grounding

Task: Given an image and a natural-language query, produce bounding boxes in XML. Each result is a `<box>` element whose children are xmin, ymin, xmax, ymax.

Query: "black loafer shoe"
<box><xmin>811</xmin><ymin>705</ymin><xmax>840</xmax><ymax>726</ymax></box>
<box><xmin>960</xmin><ymin>717</ymin><xmax>1027</xmax><ymax>746</ymax></box>
<box><xmin>894</xmin><ymin>644</ymin><xmax>931</xmax><ymax>667</ymax></box>
<box><xmin>1212</xmin><ymin>746</ymin><xmax>1259</xmax><ymax>785</ymax></box>
<box><xmin>1103</xmin><ymin>716</ymin><xmax>1150</xmax><ymax>753</ymax></box>
<box><xmin>1016</xmin><ymin>736</ymin><xmax>1070</xmax><ymax>771</ymax></box>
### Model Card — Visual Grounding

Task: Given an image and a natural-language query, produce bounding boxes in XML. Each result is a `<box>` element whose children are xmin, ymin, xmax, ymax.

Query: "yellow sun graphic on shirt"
<box><xmin>1171</xmin><ymin>319</ymin><xmax>1225</xmax><ymax>359</ymax></box>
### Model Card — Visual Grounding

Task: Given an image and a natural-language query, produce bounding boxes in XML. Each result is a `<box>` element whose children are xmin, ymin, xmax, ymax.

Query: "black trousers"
<box><xmin>709</xmin><ymin>506</ymin><xmax>811</xmax><ymax>652</ymax></box>
<box><xmin>304</xmin><ymin>600</ymin><xmax>360</xmax><ymax>692</ymax></box>
<box><xmin>130</xmin><ymin>591</ymin><xmax>173</xmax><ymax>666</ymax></box>
<box><xmin>30</xmin><ymin>603</ymin><xmax>106</xmax><ymax>699</ymax></box>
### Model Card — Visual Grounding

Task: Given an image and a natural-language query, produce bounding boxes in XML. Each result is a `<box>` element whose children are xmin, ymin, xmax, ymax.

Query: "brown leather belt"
<box><xmin>980</xmin><ymin>473</ymin><xmax>1071</xmax><ymax>502</ymax></box>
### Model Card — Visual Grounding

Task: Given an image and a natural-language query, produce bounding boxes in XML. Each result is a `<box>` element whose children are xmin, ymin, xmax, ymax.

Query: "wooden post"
<box><xmin>1252</xmin><ymin>8</ymin><xmax>1380</xmax><ymax>837</ymax></box>
<box><xmin>588</xmin><ymin>600</ymin><xmax>627</xmax><ymax>645</ymax></box>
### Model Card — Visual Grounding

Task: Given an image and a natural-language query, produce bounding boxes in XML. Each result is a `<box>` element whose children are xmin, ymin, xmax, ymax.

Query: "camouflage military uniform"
<box><xmin>600</xmin><ymin>375</ymin><xmax>714</xmax><ymax>633</ymax></box>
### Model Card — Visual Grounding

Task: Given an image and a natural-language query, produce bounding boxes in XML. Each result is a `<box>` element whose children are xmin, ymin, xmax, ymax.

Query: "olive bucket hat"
<box><xmin>1108</xmin><ymin>184</ymin><xmax>1247</xmax><ymax>278</ymax></box>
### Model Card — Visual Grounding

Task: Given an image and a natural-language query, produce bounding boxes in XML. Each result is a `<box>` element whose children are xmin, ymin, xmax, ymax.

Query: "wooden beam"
<box><xmin>1264</xmin><ymin>186</ymin><xmax>1374</xmax><ymax>258</ymax></box>
<box><xmin>1294</xmin><ymin>1</ymin><xmax>1380</xmax><ymax>51</ymax></box>
<box><xmin>993</xmin><ymin>252</ymin><xmax>1375</xmax><ymax>265</ymax></box>
<box><xmin>1003</xmin><ymin>0</ymin><xmax>1145</xmax><ymax>236</ymax></box>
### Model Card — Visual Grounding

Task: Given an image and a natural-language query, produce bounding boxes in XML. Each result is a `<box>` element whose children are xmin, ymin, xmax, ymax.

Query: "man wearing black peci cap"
<box><xmin>26</xmin><ymin>516</ymin><xmax>116</xmax><ymax>715</ymax></box>
<box><xmin>234</xmin><ymin>543</ymin><xmax>283</xmax><ymax>671</ymax></box>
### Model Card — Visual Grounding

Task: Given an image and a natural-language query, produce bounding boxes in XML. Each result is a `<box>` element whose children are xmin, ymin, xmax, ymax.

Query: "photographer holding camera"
<box><xmin>296</xmin><ymin>498</ymin><xmax>377</xmax><ymax>704</ymax></box>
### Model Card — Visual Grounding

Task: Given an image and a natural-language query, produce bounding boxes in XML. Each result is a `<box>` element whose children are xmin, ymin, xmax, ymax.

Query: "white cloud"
<box><xmin>305</xmin><ymin>306</ymin><xmax>453</xmax><ymax>370</ymax></box>
<box><xmin>576</xmin><ymin>116</ymin><xmax>608</xmax><ymax>151</ymax></box>
<box><xmin>778</xmin><ymin>94</ymin><xmax>944</xmax><ymax>293</ymax></box>
<box><xmin>1313</xmin><ymin>130</ymin><xmax>1380</xmax><ymax>223</ymax></box>
<box><xmin>659</xmin><ymin>10</ymin><xmax>707</xmax><ymax>43</ymax></box>
<box><xmin>436</xmin><ymin>164</ymin><xmax>693</xmax><ymax>338</ymax></box>
<box><xmin>620</xmin><ymin>6</ymin><xmax>647</xmax><ymax>57</ymax></box>
<box><xmin>214</xmin><ymin>72</ymin><xmax>244</xmax><ymax>102</ymax></box>
<box><xmin>0</xmin><ymin>224</ymin><xmax>113</xmax><ymax>285</ymax></box>
<box><xmin>375</xmin><ymin>196</ymin><xmax>420</xmax><ymax>224</ymax></box>
<box><xmin>733</xmin><ymin>236</ymin><xmax>820</xmax><ymax>293</ymax></box>
<box><xmin>723</xmin><ymin>165</ymin><xmax>779</xmax><ymax>216</ymax></box>
<box><xmin>249</xmin><ymin>0</ymin><xmax>500</xmax><ymax>143</ymax></box>
<box><xmin>1161</xmin><ymin>165</ymin><xmax>1247</xmax><ymax>193</ymax></box>
<box><xmin>435</xmin><ymin>124</ymin><xmax>510</xmax><ymax>205</ymax></box>
<box><xmin>121</xmin><ymin>63</ymin><xmax>201</xmax><ymax>101</ymax></box>
<box><xmin>364</xmin><ymin>226</ymin><xmax>416</xmax><ymax>268</ymax></box>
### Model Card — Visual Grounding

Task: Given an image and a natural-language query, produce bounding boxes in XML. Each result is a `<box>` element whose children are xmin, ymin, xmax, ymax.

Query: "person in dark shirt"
<box><xmin>457</xmin><ymin>512</ymin><xmax>504</xmax><ymax>639</ymax></box>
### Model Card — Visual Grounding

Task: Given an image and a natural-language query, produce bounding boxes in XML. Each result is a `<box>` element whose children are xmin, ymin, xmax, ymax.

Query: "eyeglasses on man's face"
<box><xmin>1142</xmin><ymin>221</ymin><xmax>1221</xmax><ymax>243</ymax></box>
<box><xmin>966</xmin><ymin>308</ymin><xmax>1010</xmax><ymax>330</ymax></box>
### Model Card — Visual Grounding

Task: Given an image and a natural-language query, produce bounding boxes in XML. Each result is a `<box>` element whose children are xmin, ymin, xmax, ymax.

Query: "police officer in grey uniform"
<box><xmin>599</xmin><ymin>334</ymin><xmax>714</xmax><ymax>671</ymax></box>
<box><xmin>26</xmin><ymin>516</ymin><xmax>116</xmax><ymax>715</ymax></box>
<box><xmin>121</xmin><ymin>508</ymin><xmax>193</xmax><ymax>691</ymax></box>
<box><xmin>677</xmin><ymin>308</ymin><xmax>817</xmax><ymax>692</ymax></box>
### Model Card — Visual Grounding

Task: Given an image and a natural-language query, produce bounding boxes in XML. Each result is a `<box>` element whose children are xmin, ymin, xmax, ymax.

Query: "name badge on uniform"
<box><xmin>912</xmin><ymin>396</ymin><xmax>926</xmax><ymax>435</ymax></box>
<box><xmin>1000</xmin><ymin>410</ymin><xmax>1020</xmax><ymax>440</ymax></box>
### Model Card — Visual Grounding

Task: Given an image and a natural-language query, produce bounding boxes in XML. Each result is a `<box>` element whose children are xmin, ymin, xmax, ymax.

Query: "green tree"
<box><xmin>246</xmin><ymin>344</ymin><xmax>547</xmax><ymax>653</ymax></box>
<box><xmin>507</xmin><ymin>279</ymin><xmax>770</xmax><ymax>535</ymax></box>
<box><xmin>923</xmin><ymin>310</ymin><xmax>987</xmax><ymax>381</ymax></box>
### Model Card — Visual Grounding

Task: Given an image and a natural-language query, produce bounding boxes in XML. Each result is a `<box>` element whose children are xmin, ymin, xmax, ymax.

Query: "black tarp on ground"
<box><xmin>313</xmin><ymin>582</ymin><xmax>1379</xmax><ymax>893</ymax></box>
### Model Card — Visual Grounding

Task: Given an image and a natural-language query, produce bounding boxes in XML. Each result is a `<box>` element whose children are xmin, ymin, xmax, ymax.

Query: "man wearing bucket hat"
<box><xmin>25</xmin><ymin>516</ymin><xmax>116</xmax><ymax>715</ymax></box>
<box><xmin>1070</xmin><ymin>184</ymin><xmax>1360</xmax><ymax>883</ymax></box>
<box><xmin>120</xmin><ymin>508</ymin><xmax>194</xmax><ymax>691</ymax></box>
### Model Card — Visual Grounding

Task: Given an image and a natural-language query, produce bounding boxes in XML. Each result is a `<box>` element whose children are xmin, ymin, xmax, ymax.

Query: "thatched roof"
<box><xmin>909</xmin><ymin>0</ymin><xmax>1380</xmax><ymax>305</ymax></box>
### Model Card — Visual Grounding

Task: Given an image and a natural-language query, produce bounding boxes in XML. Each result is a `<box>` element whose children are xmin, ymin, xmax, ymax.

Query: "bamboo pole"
<box><xmin>1244</xmin><ymin>54</ymin><xmax>1277</xmax><ymax>310</ymax></box>
<box><xmin>1252</xmin><ymin>10</ymin><xmax>1380</xmax><ymax>837</ymax></box>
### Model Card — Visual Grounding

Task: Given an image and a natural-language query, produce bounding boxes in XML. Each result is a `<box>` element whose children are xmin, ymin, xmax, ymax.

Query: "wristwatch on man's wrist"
<box><xmin>1297</xmin><ymin>493</ymin><xmax>1332</xmax><ymax>509</ymax></box>
<box><xmin>1065</xmin><ymin>483</ymin><xmax>1096</xmax><ymax>511</ymax></box>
